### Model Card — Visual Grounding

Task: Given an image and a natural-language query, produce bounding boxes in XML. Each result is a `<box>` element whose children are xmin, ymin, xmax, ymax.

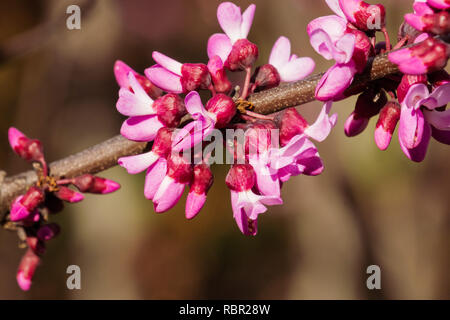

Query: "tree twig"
<box><xmin>0</xmin><ymin>46</ymin><xmax>419</xmax><ymax>218</ymax></box>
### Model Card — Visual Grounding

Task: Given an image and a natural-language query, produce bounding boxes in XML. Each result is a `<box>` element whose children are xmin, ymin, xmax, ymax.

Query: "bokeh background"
<box><xmin>0</xmin><ymin>0</ymin><xmax>449</xmax><ymax>299</ymax></box>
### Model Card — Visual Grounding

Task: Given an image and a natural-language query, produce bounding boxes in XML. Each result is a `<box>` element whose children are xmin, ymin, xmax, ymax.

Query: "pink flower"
<box><xmin>267</xmin><ymin>36</ymin><xmax>315</xmax><ymax>82</ymax></box>
<box><xmin>10</xmin><ymin>187</ymin><xmax>44</xmax><ymax>222</ymax></box>
<box><xmin>72</xmin><ymin>174</ymin><xmax>120</xmax><ymax>194</ymax></box>
<box><xmin>374</xmin><ymin>101</ymin><xmax>401</xmax><ymax>151</ymax></box>
<box><xmin>388</xmin><ymin>37</ymin><xmax>449</xmax><ymax>75</ymax></box>
<box><xmin>117</xmin><ymin>73</ymin><xmax>186</xmax><ymax>141</ymax></box>
<box><xmin>16</xmin><ymin>249</ymin><xmax>40</xmax><ymax>291</ymax></box>
<box><xmin>114</xmin><ymin>60</ymin><xmax>162</xmax><ymax>99</ymax></box>
<box><xmin>8</xmin><ymin>127</ymin><xmax>44</xmax><ymax>163</ymax></box>
<box><xmin>146</xmin><ymin>52</ymin><xmax>212</xmax><ymax>93</ymax></box>
<box><xmin>186</xmin><ymin>164</ymin><xmax>213</xmax><ymax>219</ymax></box>
<box><xmin>152</xmin><ymin>154</ymin><xmax>193</xmax><ymax>213</ymax></box>
<box><xmin>226</xmin><ymin>164</ymin><xmax>282</xmax><ymax>236</ymax></box>
<box><xmin>404</xmin><ymin>1</ymin><xmax>449</xmax><ymax>35</ymax></box>
<box><xmin>207</xmin><ymin>2</ymin><xmax>258</xmax><ymax>71</ymax></box>
<box><xmin>54</xmin><ymin>186</ymin><xmax>84</xmax><ymax>203</ymax></box>
<box><xmin>338</xmin><ymin>0</ymin><xmax>386</xmax><ymax>31</ymax></box>
<box><xmin>172</xmin><ymin>91</ymin><xmax>217</xmax><ymax>152</ymax></box>
<box><xmin>426</xmin><ymin>0</ymin><xmax>450</xmax><ymax>10</ymax></box>
<box><xmin>398</xmin><ymin>82</ymin><xmax>450</xmax><ymax>161</ymax></box>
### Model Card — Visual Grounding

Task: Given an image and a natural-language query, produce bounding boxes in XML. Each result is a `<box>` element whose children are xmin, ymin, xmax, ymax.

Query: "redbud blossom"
<box><xmin>16</xmin><ymin>249</ymin><xmax>40</xmax><ymax>291</ymax></box>
<box><xmin>186</xmin><ymin>164</ymin><xmax>214</xmax><ymax>219</ymax></box>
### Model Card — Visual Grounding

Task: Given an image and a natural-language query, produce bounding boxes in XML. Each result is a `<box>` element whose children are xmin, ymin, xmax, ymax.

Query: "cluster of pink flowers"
<box><xmin>114</xmin><ymin>2</ymin><xmax>338</xmax><ymax>236</ymax></box>
<box><xmin>308</xmin><ymin>0</ymin><xmax>449</xmax><ymax>162</ymax></box>
<box><xmin>7</xmin><ymin>128</ymin><xmax>120</xmax><ymax>291</ymax></box>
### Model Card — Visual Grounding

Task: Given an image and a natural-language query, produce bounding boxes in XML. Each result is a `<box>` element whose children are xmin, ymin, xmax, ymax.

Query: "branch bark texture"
<box><xmin>0</xmin><ymin>50</ymin><xmax>402</xmax><ymax>216</ymax></box>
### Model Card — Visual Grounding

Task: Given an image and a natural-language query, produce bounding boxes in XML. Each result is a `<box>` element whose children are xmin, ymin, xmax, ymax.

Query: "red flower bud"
<box><xmin>167</xmin><ymin>154</ymin><xmax>193</xmax><ymax>184</ymax></box>
<box><xmin>154</xmin><ymin>93</ymin><xmax>186</xmax><ymax>128</ymax></box>
<box><xmin>225</xmin><ymin>164</ymin><xmax>256</xmax><ymax>192</ymax></box>
<box><xmin>252</xmin><ymin>64</ymin><xmax>281</xmax><ymax>91</ymax></box>
<box><xmin>374</xmin><ymin>101</ymin><xmax>401</xmax><ymax>150</ymax></box>
<box><xmin>186</xmin><ymin>164</ymin><xmax>214</xmax><ymax>220</ymax></box>
<box><xmin>8</xmin><ymin>128</ymin><xmax>44</xmax><ymax>163</ymax></box>
<box><xmin>72</xmin><ymin>174</ymin><xmax>120</xmax><ymax>194</ymax></box>
<box><xmin>340</xmin><ymin>0</ymin><xmax>386</xmax><ymax>31</ymax></box>
<box><xmin>274</xmin><ymin>108</ymin><xmax>309</xmax><ymax>146</ymax></box>
<box><xmin>26</xmin><ymin>236</ymin><xmax>46</xmax><ymax>256</ymax></box>
<box><xmin>205</xmin><ymin>94</ymin><xmax>236</xmax><ymax>128</ymax></box>
<box><xmin>55</xmin><ymin>186</ymin><xmax>84</xmax><ymax>203</ymax></box>
<box><xmin>181</xmin><ymin>63</ymin><xmax>211</xmax><ymax>92</ymax></box>
<box><xmin>16</xmin><ymin>249</ymin><xmax>40</xmax><ymax>291</ymax></box>
<box><xmin>225</xmin><ymin>39</ymin><xmax>259</xmax><ymax>71</ymax></box>
<box><xmin>152</xmin><ymin>127</ymin><xmax>174</xmax><ymax>158</ymax></box>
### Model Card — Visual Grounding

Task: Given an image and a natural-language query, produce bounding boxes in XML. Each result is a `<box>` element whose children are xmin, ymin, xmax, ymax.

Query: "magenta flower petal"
<box><xmin>17</xmin><ymin>271</ymin><xmax>32</xmax><ymax>291</ymax></box>
<box><xmin>100</xmin><ymin>180</ymin><xmax>121</xmax><ymax>194</ymax></box>
<box><xmin>334</xmin><ymin>33</ymin><xmax>356</xmax><ymax>64</ymax></box>
<box><xmin>184</xmin><ymin>91</ymin><xmax>208</xmax><ymax>116</ymax></box>
<box><xmin>338</xmin><ymin>0</ymin><xmax>360</xmax><ymax>24</ymax></box>
<box><xmin>185</xmin><ymin>192</ymin><xmax>207</xmax><ymax>220</ymax></box>
<box><xmin>344</xmin><ymin>112</ymin><xmax>369</xmax><ymax>137</ymax></box>
<box><xmin>325</xmin><ymin>0</ymin><xmax>346</xmax><ymax>18</ymax></box>
<box><xmin>307</xmin><ymin>15</ymin><xmax>347</xmax><ymax>42</ymax></box>
<box><xmin>145</xmin><ymin>65</ymin><xmax>183</xmax><ymax>94</ymax></box>
<box><xmin>399</xmin><ymin>104</ymin><xmax>425</xmax><ymax>149</ymax></box>
<box><xmin>427</xmin><ymin>0</ymin><xmax>450</xmax><ymax>10</ymax></box>
<box><xmin>8</xmin><ymin>127</ymin><xmax>26</xmax><ymax>151</ymax></box>
<box><xmin>404</xmin><ymin>14</ymin><xmax>427</xmax><ymax>31</ymax></box>
<box><xmin>298</xmin><ymin>154</ymin><xmax>324</xmax><ymax>176</ymax></box>
<box><xmin>114</xmin><ymin>60</ymin><xmax>137</xmax><ymax>89</ymax></box>
<box><xmin>279</xmin><ymin>57</ymin><xmax>315</xmax><ymax>82</ymax></box>
<box><xmin>269</xmin><ymin>36</ymin><xmax>291</xmax><ymax>69</ymax></box>
<box><xmin>153</xmin><ymin>176</ymin><xmax>185</xmax><ymax>213</ymax></box>
<box><xmin>431</xmin><ymin>126</ymin><xmax>450</xmax><ymax>145</ymax></box>
<box><xmin>217</xmin><ymin>2</ymin><xmax>246</xmax><ymax>43</ymax></box>
<box><xmin>304</xmin><ymin>101</ymin><xmax>338</xmax><ymax>142</ymax></box>
<box><xmin>399</xmin><ymin>122</ymin><xmax>431</xmax><ymax>162</ymax></box>
<box><xmin>374</xmin><ymin>125</ymin><xmax>393</xmax><ymax>151</ymax></box>
<box><xmin>116</xmin><ymin>73</ymin><xmax>155</xmax><ymax>116</ymax></box>
<box><xmin>144</xmin><ymin>157</ymin><xmax>167</xmax><ymax>200</ymax></box>
<box><xmin>118</xmin><ymin>151</ymin><xmax>159</xmax><ymax>174</ymax></box>
<box><xmin>404</xmin><ymin>83</ymin><xmax>431</xmax><ymax>110</ymax></box>
<box><xmin>414</xmin><ymin>1</ymin><xmax>434</xmax><ymax>15</ymax></box>
<box><xmin>424</xmin><ymin>109</ymin><xmax>450</xmax><ymax>131</ymax></box>
<box><xmin>315</xmin><ymin>62</ymin><xmax>356</xmax><ymax>101</ymax></box>
<box><xmin>207</xmin><ymin>33</ymin><xmax>233</xmax><ymax>62</ymax></box>
<box><xmin>388</xmin><ymin>49</ymin><xmax>427</xmax><ymax>75</ymax></box>
<box><xmin>120</xmin><ymin>115</ymin><xmax>164</xmax><ymax>142</ymax></box>
<box><xmin>426</xmin><ymin>83</ymin><xmax>450</xmax><ymax>109</ymax></box>
<box><xmin>249</xmin><ymin>156</ymin><xmax>281</xmax><ymax>197</ymax></box>
<box><xmin>240</xmin><ymin>4</ymin><xmax>256</xmax><ymax>40</ymax></box>
<box><xmin>10</xmin><ymin>196</ymin><xmax>30</xmax><ymax>222</ymax></box>
<box><xmin>152</xmin><ymin>51</ymin><xmax>182</xmax><ymax>76</ymax></box>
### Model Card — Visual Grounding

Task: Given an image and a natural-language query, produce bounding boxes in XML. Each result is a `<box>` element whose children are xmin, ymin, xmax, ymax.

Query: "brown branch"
<box><xmin>0</xmin><ymin>47</ymin><xmax>411</xmax><ymax>217</ymax></box>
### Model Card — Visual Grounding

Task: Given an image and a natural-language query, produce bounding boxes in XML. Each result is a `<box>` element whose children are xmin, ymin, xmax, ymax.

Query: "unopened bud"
<box><xmin>16</xmin><ymin>249</ymin><xmax>40</xmax><ymax>291</ymax></box>
<box><xmin>205</xmin><ymin>94</ymin><xmax>236</xmax><ymax>128</ymax></box>
<box><xmin>186</xmin><ymin>164</ymin><xmax>213</xmax><ymax>220</ymax></box>
<box><xmin>167</xmin><ymin>154</ymin><xmax>193</xmax><ymax>184</ymax></box>
<box><xmin>274</xmin><ymin>108</ymin><xmax>309</xmax><ymax>146</ymax></box>
<box><xmin>339</xmin><ymin>0</ymin><xmax>386</xmax><ymax>31</ymax></box>
<box><xmin>225</xmin><ymin>164</ymin><xmax>256</xmax><ymax>192</ymax></box>
<box><xmin>37</xmin><ymin>223</ymin><xmax>61</xmax><ymax>241</ymax></box>
<box><xmin>72</xmin><ymin>174</ymin><xmax>120</xmax><ymax>194</ymax></box>
<box><xmin>252</xmin><ymin>64</ymin><xmax>281</xmax><ymax>91</ymax></box>
<box><xmin>8</xmin><ymin>128</ymin><xmax>44</xmax><ymax>163</ymax></box>
<box><xmin>225</xmin><ymin>39</ymin><xmax>259</xmax><ymax>71</ymax></box>
<box><xmin>26</xmin><ymin>236</ymin><xmax>46</xmax><ymax>256</ymax></box>
<box><xmin>54</xmin><ymin>186</ymin><xmax>84</xmax><ymax>203</ymax></box>
<box><xmin>181</xmin><ymin>63</ymin><xmax>211</xmax><ymax>92</ymax></box>
<box><xmin>374</xmin><ymin>101</ymin><xmax>401</xmax><ymax>150</ymax></box>
<box><xmin>10</xmin><ymin>187</ymin><xmax>45</xmax><ymax>222</ymax></box>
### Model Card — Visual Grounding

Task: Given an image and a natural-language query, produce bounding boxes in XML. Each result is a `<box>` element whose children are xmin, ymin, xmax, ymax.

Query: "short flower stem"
<box><xmin>240</xmin><ymin>67</ymin><xmax>252</xmax><ymax>100</ymax></box>
<box><xmin>393</xmin><ymin>36</ymin><xmax>409</xmax><ymax>50</ymax></box>
<box><xmin>56</xmin><ymin>179</ymin><xmax>73</xmax><ymax>185</ymax></box>
<box><xmin>208</xmin><ymin>84</ymin><xmax>216</xmax><ymax>96</ymax></box>
<box><xmin>381</xmin><ymin>26</ymin><xmax>391</xmax><ymax>51</ymax></box>
<box><xmin>244</xmin><ymin>110</ymin><xmax>274</xmax><ymax>121</ymax></box>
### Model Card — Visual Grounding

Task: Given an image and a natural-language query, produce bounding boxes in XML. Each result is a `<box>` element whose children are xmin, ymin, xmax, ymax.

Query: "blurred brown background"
<box><xmin>0</xmin><ymin>0</ymin><xmax>449</xmax><ymax>299</ymax></box>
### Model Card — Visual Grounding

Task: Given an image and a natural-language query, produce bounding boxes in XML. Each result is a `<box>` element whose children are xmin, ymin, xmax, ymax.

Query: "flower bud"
<box><xmin>427</xmin><ymin>0</ymin><xmax>450</xmax><ymax>10</ymax></box>
<box><xmin>339</xmin><ymin>0</ymin><xmax>386</xmax><ymax>31</ymax></box>
<box><xmin>10</xmin><ymin>187</ymin><xmax>45</xmax><ymax>222</ymax></box>
<box><xmin>388</xmin><ymin>37</ymin><xmax>450</xmax><ymax>75</ymax></box>
<box><xmin>72</xmin><ymin>174</ymin><xmax>120</xmax><ymax>194</ymax></box>
<box><xmin>180</xmin><ymin>63</ymin><xmax>211</xmax><ymax>92</ymax></box>
<box><xmin>397</xmin><ymin>74</ymin><xmax>428</xmax><ymax>103</ymax></box>
<box><xmin>16</xmin><ymin>249</ymin><xmax>40</xmax><ymax>291</ymax></box>
<box><xmin>54</xmin><ymin>186</ymin><xmax>84</xmax><ymax>203</ymax></box>
<box><xmin>274</xmin><ymin>108</ymin><xmax>309</xmax><ymax>146</ymax></box>
<box><xmin>8</xmin><ymin>128</ymin><xmax>44</xmax><ymax>163</ymax></box>
<box><xmin>186</xmin><ymin>164</ymin><xmax>213</xmax><ymax>220</ymax></box>
<box><xmin>225</xmin><ymin>164</ymin><xmax>256</xmax><ymax>192</ymax></box>
<box><xmin>154</xmin><ymin>93</ymin><xmax>186</xmax><ymax>128</ymax></box>
<box><xmin>167</xmin><ymin>154</ymin><xmax>193</xmax><ymax>184</ymax></box>
<box><xmin>244</xmin><ymin>121</ymin><xmax>277</xmax><ymax>157</ymax></box>
<box><xmin>406</xmin><ymin>10</ymin><xmax>450</xmax><ymax>35</ymax></box>
<box><xmin>208</xmin><ymin>56</ymin><xmax>232</xmax><ymax>94</ymax></box>
<box><xmin>225</xmin><ymin>39</ymin><xmax>259</xmax><ymax>71</ymax></box>
<box><xmin>345</xmin><ymin>89</ymin><xmax>387</xmax><ymax>137</ymax></box>
<box><xmin>346</xmin><ymin>28</ymin><xmax>374</xmax><ymax>73</ymax></box>
<box><xmin>37</xmin><ymin>223</ymin><xmax>61</xmax><ymax>241</ymax></box>
<box><xmin>26</xmin><ymin>236</ymin><xmax>46</xmax><ymax>256</ymax></box>
<box><xmin>252</xmin><ymin>64</ymin><xmax>281</xmax><ymax>91</ymax></box>
<box><xmin>152</xmin><ymin>127</ymin><xmax>174</xmax><ymax>158</ymax></box>
<box><xmin>374</xmin><ymin>101</ymin><xmax>401</xmax><ymax>150</ymax></box>
<box><xmin>205</xmin><ymin>94</ymin><xmax>236</xmax><ymax>128</ymax></box>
